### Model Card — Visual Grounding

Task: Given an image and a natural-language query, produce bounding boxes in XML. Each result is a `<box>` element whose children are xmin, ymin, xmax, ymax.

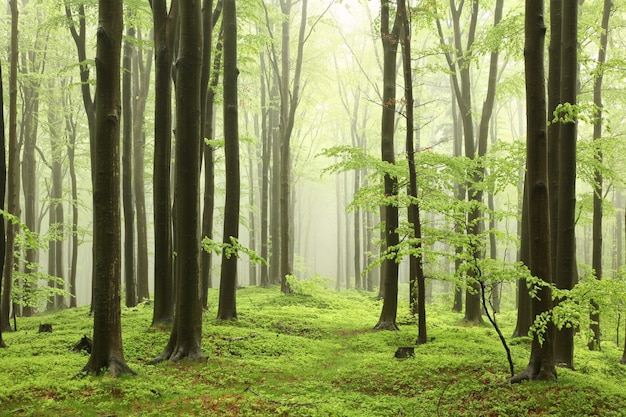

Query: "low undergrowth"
<box><xmin>1</xmin><ymin>286</ymin><xmax>626</xmax><ymax>416</ymax></box>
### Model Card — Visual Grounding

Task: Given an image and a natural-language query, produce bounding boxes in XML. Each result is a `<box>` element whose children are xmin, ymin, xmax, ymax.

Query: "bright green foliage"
<box><xmin>0</xmin><ymin>210</ymin><xmax>71</xmax><ymax>311</ymax></box>
<box><xmin>202</xmin><ymin>236</ymin><xmax>268</xmax><ymax>266</ymax></box>
<box><xmin>2</xmin><ymin>287</ymin><xmax>626</xmax><ymax>416</ymax></box>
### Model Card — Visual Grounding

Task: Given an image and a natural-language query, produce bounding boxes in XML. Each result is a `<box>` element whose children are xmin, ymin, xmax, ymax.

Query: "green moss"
<box><xmin>0</xmin><ymin>286</ymin><xmax>625</xmax><ymax>416</ymax></box>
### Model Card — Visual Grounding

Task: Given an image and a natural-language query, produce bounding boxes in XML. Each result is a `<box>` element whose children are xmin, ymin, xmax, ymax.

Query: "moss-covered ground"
<box><xmin>1</xmin><ymin>285</ymin><xmax>625</xmax><ymax>416</ymax></box>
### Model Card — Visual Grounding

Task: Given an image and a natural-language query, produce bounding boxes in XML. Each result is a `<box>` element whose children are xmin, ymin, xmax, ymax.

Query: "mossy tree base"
<box><xmin>79</xmin><ymin>356</ymin><xmax>136</xmax><ymax>378</ymax></box>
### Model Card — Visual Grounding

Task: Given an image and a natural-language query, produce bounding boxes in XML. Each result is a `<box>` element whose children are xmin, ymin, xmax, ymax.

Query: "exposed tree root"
<box><xmin>508</xmin><ymin>363</ymin><xmax>557</xmax><ymax>384</ymax></box>
<box><xmin>151</xmin><ymin>344</ymin><xmax>206</xmax><ymax>364</ymax></box>
<box><xmin>78</xmin><ymin>356</ymin><xmax>136</xmax><ymax>378</ymax></box>
<box><xmin>373</xmin><ymin>321</ymin><xmax>400</xmax><ymax>331</ymax></box>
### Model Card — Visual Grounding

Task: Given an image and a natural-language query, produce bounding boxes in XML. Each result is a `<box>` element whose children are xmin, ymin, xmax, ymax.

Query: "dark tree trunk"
<box><xmin>1</xmin><ymin>0</ymin><xmax>20</xmax><ymax>332</ymax></box>
<box><xmin>82</xmin><ymin>0</ymin><xmax>134</xmax><ymax>376</ymax></box>
<box><xmin>510</xmin><ymin>0</ymin><xmax>556</xmax><ymax>382</ymax></box>
<box><xmin>513</xmin><ymin>174</ymin><xmax>532</xmax><ymax>337</ymax></box>
<box><xmin>122</xmin><ymin>24</ymin><xmax>137</xmax><ymax>309</ymax></box>
<box><xmin>398</xmin><ymin>0</ymin><xmax>426</xmax><ymax>343</ymax></box>
<box><xmin>150</xmin><ymin>0</ymin><xmax>178</xmax><ymax>327</ymax></box>
<box><xmin>553</xmin><ymin>0</ymin><xmax>578</xmax><ymax>368</ymax></box>
<box><xmin>153</xmin><ymin>0</ymin><xmax>205</xmax><ymax>362</ymax></box>
<box><xmin>200</xmin><ymin>1</ymin><xmax>222</xmax><ymax>308</ymax></box>
<box><xmin>217</xmin><ymin>0</ymin><xmax>240</xmax><ymax>321</ymax></box>
<box><xmin>589</xmin><ymin>0</ymin><xmax>611</xmax><ymax>352</ymax></box>
<box><xmin>547</xmin><ymin>0</ymin><xmax>561</xmax><ymax>296</ymax></box>
<box><xmin>0</xmin><ymin>61</ymin><xmax>7</xmax><ymax>347</ymax></box>
<box><xmin>374</xmin><ymin>0</ymin><xmax>400</xmax><ymax>331</ymax></box>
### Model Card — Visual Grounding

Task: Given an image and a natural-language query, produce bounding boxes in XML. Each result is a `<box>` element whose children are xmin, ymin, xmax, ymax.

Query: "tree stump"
<box><xmin>394</xmin><ymin>346</ymin><xmax>415</xmax><ymax>359</ymax></box>
<box><xmin>38</xmin><ymin>324</ymin><xmax>53</xmax><ymax>333</ymax></box>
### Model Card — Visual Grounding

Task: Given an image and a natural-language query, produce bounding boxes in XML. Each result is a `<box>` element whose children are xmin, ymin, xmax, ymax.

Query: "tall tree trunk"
<box><xmin>200</xmin><ymin>0</ymin><xmax>222</xmax><ymax>309</ymax></box>
<box><xmin>217</xmin><ymin>0</ymin><xmax>240</xmax><ymax>320</ymax></box>
<box><xmin>589</xmin><ymin>0</ymin><xmax>612</xmax><ymax>351</ymax></box>
<box><xmin>374</xmin><ymin>0</ymin><xmax>400</xmax><ymax>331</ymax></box>
<box><xmin>512</xmin><ymin>173</ymin><xmax>532</xmax><ymax>337</ymax></box>
<box><xmin>82</xmin><ymin>0</ymin><xmax>134</xmax><ymax>376</ymax></box>
<box><xmin>259</xmin><ymin>51</ymin><xmax>270</xmax><ymax>287</ymax></box>
<box><xmin>64</xmin><ymin>85</ymin><xmax>79</xmax><ymax>308</ymax></box>
<box><xmin>399</xmin><ymin>0</ymin><xmax>426</xmax><ymax>343</ymax></box>
<box><xmin>153</xmin><ymin>0</ymin><xmax>205</xmax><ymax>361</ymax></box>
<box><xmin>278</xmin><ymin>0</ymin><xmax>308</xmax><ymax>293</ymax></box>
<box><xmin>553</xmin><ymin>0</ymin><xmax>579</xmax><ymax>369</ymax></box>
<box><xmin>150</xmin><ymin>0</ymin><xmax>178</xmax><ymax>327</ymax></box>
<box><xmin>510</xmin><ymin>0</ymin><xmax>556</xmax><ymax>382</ymax></box>
<box><xmin>122</xmin><ymin>24</ymin><xmax>137</xmax><ymax>308</ymax></box>
<box><xmin>133</xmin><ymin>29</ymin><xmax>153</xmax><ymax>303</ymax></box>
<box><xmin>1</xmin><ymin>0</ymin><xmax>20</xmax><ymax>332</ymax></box>
<box><xmin>0</xmin><ymin>61</ymin><xmax>7</xmax><ymax>346</ymax></box>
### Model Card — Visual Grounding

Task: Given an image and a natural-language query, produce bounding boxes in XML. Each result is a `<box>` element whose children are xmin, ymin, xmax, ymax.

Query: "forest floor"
<box><xmin>1</xmin><ymin>283</ymin><xmax>626</xmax><ymax>416</ymax></box>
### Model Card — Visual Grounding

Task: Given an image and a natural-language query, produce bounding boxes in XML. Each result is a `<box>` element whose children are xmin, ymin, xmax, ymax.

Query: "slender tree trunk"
<box><xmin>217</xmin><ymin>0</ymin><xmax>239</xmax><ymax>320</ymax></box>
<box><xmin>64</xmin><ymin>86</ymin><xmax>79</xmax><ymax>308</ymax></box>
<box><xmin>1</xmin><ymin>0</ymin><xmax>20</xmax><ymax>332</ymax></box>
<box><xmin>122</xmin><ymin>24</ymin><xmax>137</xmax><ymax>309</ymax></box>
<box><xmin>589</xmin><ymin>0</ymin><xmax>612</xmax><ymax>351</ymax></box>
<box><xmin>374</xmin><ymin>0</ymin><xmax>400</xmax><ymax>331</ymax></box>
<box><xmin>513</xmin><ymin>173</ymin><xmax>532</xmax><ymax>337</ymax></box>
<box><xmin>200</xmin><ymin>1</ymin><xmax>222</xmax><ymax>308</ymax></box>
<box><xmin>399</xmin><ymin>0</ymin><xmax>426</xmax><ymax>343</ymax></box>
<box><xmin>150</xmin><ymin>0</ymin><xmax>178</xmax><ymax>327</ymax></box>
<box><xmin>133</xmin><ymin>29</ymin><xmax>152</xmax><ymax>303</ymax></box>
<box><xmin>259</xmin><ymin>52</ymin><xmax>270</xmax><ymax>287</ymax></box>
<box><xmin>0</xmin><ymin>61</ymin><xmax>7</xmax><ymax>347</ymax></box>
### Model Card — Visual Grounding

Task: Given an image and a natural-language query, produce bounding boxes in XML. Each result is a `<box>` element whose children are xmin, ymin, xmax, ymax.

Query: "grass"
<box><xmin>1</xmin><ymin>285</ymin><xmax>626</xmax><ymax>416</ymax></box>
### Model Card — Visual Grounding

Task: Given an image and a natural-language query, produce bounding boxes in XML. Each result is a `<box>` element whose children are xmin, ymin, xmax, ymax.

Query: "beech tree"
<box><xmin>374</xmin><ymin>0</ymin><xmax>401</xmax><ymax>331</ymax></box>
<box><xmin>0</xmin><ymin>61</ymin><xmax>7</xmax><ymax>348</ymax></box>
<box><xmin>553</xmin><ymin>0</ymin><xmax>579</xmax><ymax>369</ymax></box>
<box><xmin>152</xmin><ymin>0</ymin><xmax>205</xmax><ymax>362</ymax></box>
<box><xmin>150</xmin><ymin>0</ymin><xmax>177</xmax><ymax>327</ymax></box>
<box><xmin>589</xmin><ymin>0</ymin><xmax>612</xmax><ymax>352</ymax></box>
<box><xmin>217</xmin><ymin>0</ymin><xmax>239</xmax><ymax>320</ymax></box>
<box><xmin>82</xmin><ymin>0</ymin><xmax>134</xmax><ymax>376</ymax></box>
<box><xmin>510</xmin><ymin>0</ymin><xmax>556</xmax><ymax>382</ymax></box>
<box><xmin>1</xmin><ymin>0</ymin><xmax>20</xmax><ymax>332</ymax></box>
